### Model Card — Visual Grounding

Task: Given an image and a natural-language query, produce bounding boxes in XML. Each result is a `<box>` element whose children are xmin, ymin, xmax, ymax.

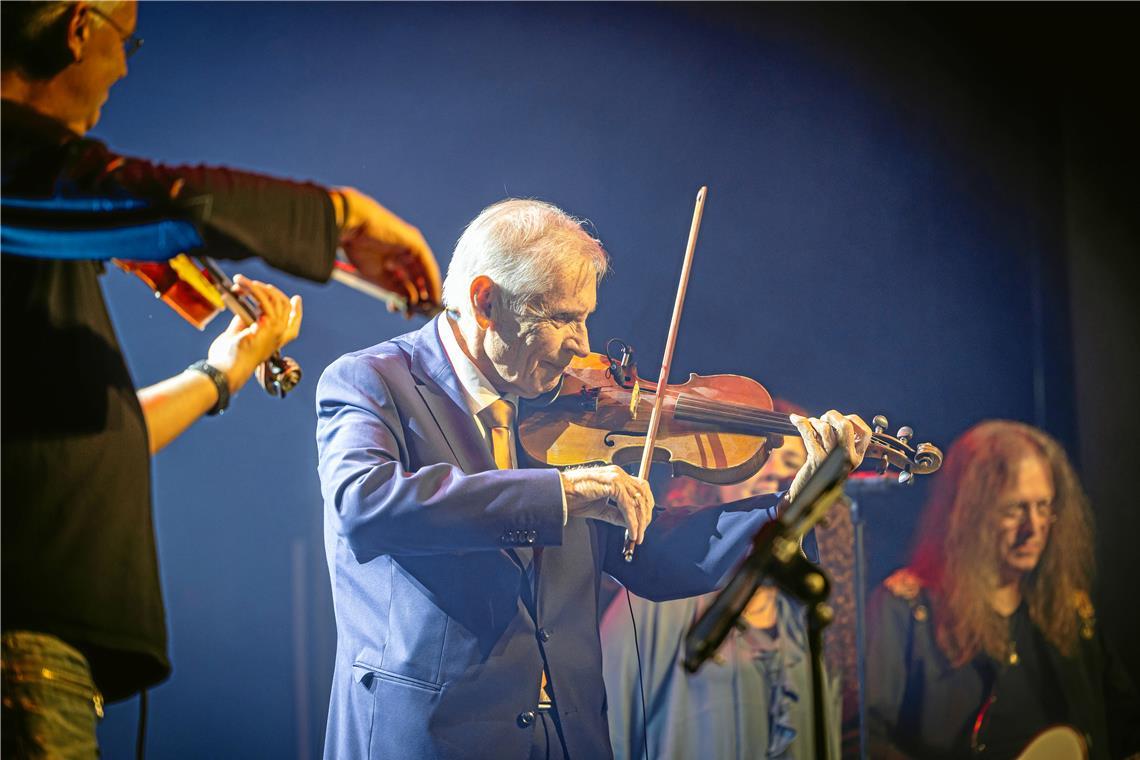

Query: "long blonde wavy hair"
<box><xmin>909</xmin><ymin>420</ymin><xmax>1093</xmax><ymax>665</ymax></box>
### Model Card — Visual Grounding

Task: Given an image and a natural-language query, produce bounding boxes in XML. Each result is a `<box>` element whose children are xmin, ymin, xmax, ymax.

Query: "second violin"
<box><xmin>115</xmin><ymin>254</ymin><xmax>302</xmax><ymax>397</ymax></box>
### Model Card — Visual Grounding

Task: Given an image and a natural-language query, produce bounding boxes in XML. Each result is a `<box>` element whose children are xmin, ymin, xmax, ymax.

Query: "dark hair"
<box><xmin>1</xmin><ymin>2</ymin><xmax>76</xmax><ymax>80</ymax></box>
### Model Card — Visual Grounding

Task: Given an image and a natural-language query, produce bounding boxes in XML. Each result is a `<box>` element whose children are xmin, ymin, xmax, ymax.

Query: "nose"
<box><xmin>1013</xmin><ymin>508</ymin><xmax>1049</xmax><ymax>544</ymax></box>
<box><xmin>1028</xmin><ymin>508</ymin><xmax>1051</xmax><ymax>537</ymax></box>
<box><xmin>567</xmin><ymin>322</ymin><xmax>590</xmax><ymax>358</ymax></box>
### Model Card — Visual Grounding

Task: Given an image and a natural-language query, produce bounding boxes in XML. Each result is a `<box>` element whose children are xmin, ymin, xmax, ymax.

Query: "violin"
<box><xmin>115</xmin><ymin>253</ymin><xmax>437</xmax><ymax>399</ymax></box>
<box><xmin>518</xmin><ymin>339</ymin><xmax>943</xmax><ymax>486</ymax></box>
<box><xmin>114</xmin><ymin>254</ymin><xmax>303</xmax><ymax>397</ymax></box>
<box><xmin>520</xmin><ymin>186</ymin><xmax>938</xmax><ymax>561</ymax></box>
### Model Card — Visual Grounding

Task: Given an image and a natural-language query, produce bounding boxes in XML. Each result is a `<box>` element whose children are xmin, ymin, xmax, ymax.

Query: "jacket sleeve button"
<box><xmin>517</xmin><ymin>710</ymin><xmax>536</xmax><ymax>728</ymax></box>
<box><xmin>538</xmin><ymin>628</ymin><xmax>552</xmax><ymax>642</ymax></box>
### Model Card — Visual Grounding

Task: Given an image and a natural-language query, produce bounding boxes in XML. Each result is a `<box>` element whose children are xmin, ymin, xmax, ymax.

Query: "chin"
<box><xmin>1005</xmin><ymin>556</ymin><xmax>1041</xmax><ymax>575</ymax></box>
<box><xmin>85</xmin><ymin>106</ymin><xmax>103</xmax><ymax>131</ymax></box>
<box><xmin>520</xmin><ymin>376</ymin><xmax>560</xmax><ymax>399</ymax></box>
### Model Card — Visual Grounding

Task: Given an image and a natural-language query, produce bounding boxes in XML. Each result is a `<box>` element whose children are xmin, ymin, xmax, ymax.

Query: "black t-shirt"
<box><xmin>974</xmin><ymin>602</ymin><xmax>1066</xmax><ymax>759</ymax></box>
<box><xmin>1</xmin><ymin>100</ymin><xmax>337</xmax><ymax>700</ymax></box>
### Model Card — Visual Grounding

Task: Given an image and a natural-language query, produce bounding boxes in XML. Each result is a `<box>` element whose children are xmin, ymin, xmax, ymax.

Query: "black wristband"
<box><xmin>188</xmin><ymin>360</ymin><xmax>230</xmax><ymax>416</ymax></box>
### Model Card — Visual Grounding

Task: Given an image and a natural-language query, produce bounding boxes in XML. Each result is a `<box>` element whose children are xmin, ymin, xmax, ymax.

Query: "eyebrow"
<box><xmin>551</xmin><ymin>308</ymin><xmax>593</xmax><ymax>320</ymax></box>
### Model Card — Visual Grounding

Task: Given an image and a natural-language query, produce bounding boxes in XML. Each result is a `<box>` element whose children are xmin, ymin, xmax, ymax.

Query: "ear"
<box><xmin>469</xmin><ymin>275</ymin><xmax>496</xmax><ymax>329</ymax></box>
<box><xmin>66</xmin><ymin>3</ymin><xmax>92</xmax><ymax>63</ymax></box>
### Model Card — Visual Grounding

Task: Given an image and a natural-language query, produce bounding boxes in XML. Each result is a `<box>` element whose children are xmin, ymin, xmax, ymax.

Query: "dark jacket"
<box><xmin>866</xmin><ymin>568</ymin><xmax>1140</xmax><ymax>760</ymax></box>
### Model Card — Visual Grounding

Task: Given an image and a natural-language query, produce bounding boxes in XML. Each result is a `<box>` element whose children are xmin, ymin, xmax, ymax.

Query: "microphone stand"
<box><xmin>843</xmin><ymin>473</ymin><xmax>914</xmax><ymax>760</ymax></box>
<box><xmin>683</xmin><ymin>446</ymin><xmax>854</xmax><ymax>760</ymax></box>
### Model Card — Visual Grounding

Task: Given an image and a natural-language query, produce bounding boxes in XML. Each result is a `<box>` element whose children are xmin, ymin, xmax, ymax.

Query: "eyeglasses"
<box><xmin>997</xmin><ymin>499</ymin><xmax>1058</xmax><ymax>527</ymax></box>
<box><xmin>89</xmin><ymin>6</ymin><xmax>144</xmax><ymax>59</ymax></box>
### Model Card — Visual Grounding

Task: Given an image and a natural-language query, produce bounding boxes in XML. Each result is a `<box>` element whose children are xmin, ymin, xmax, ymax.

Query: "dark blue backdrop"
<box><xmin>84</xmin><ymin>3</ymin><xmax>1133</xmax><ymax>757</ymax></box>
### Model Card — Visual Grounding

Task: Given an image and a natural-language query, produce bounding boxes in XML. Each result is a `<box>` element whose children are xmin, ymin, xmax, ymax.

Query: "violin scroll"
<box><xmin>257</xmin><ymin>354</ymin><xmax>302</xmax><ymax>397</ymax></box>
<box><xmin>864</xmin><ymin>416</ymin><xmax>943</xmax><ymax>483</ymax></box>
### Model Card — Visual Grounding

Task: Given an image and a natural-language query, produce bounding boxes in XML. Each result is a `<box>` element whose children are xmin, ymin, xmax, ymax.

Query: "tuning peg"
<box><xmin>898</xmin><ymin>470</ymin><xmax>914</xmax><ymax>485</ymax></box>
<box><xmin>896</xmin><ymin>426</ymin><xmax>913</xmax><ymax>445</ymax></box>
<box><xmin>873</xmin><ymin>415</ymin><xmax>889</xmax><ymax>435</ymax></box>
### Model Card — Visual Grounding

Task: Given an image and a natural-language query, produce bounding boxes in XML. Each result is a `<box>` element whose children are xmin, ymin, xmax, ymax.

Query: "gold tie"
<box><xmin>482</xmin><ymin>399</ymin><xmax>552</xmax><ymax>707</ymax></box>
<box><xmin>482</xmin><ymin>399</ymin><xmax>517</xmax><ymax>471</ymax></box>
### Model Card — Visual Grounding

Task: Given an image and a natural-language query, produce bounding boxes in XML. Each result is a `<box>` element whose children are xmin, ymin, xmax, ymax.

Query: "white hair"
<box><xmin>442</xmin><ymin>199</ymin><xmax>610</xmax><ymax>317</ymax></box>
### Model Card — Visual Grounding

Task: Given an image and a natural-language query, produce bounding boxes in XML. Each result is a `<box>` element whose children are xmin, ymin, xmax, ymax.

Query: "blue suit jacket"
<box><xmin>316</xmin><ymin>316</ymin><xmax>780</xmax><ymax>759</ymax></box>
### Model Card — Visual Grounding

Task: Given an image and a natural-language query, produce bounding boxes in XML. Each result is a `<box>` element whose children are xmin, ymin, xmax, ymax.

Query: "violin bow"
<box><xmin>330</xmin><ymin>258</ymin><xmax>412</xmax><ymax>313</ymax></box>
<box><xmin>624</xmin><ymin>186</ymin><xmax>707</xmax><ymax>561</ymax></box>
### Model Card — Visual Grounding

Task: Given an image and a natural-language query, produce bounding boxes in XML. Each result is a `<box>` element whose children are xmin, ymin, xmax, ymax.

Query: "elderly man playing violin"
<box><xmin>316</xmin><ymin>198</ymin><xmax>872</xmax><ymax>760</ymax></box>
<box><xmin>1</xmin><ymin>2</ymin><xmax>440</xmax><ymax>756</ymax></box>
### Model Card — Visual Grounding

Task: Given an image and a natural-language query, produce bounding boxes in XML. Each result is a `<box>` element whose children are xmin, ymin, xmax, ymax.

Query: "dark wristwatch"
<box><xmin>188</xmin><ymin>360</ymin><xmax>230</xmax><ymax>416</ymax></box>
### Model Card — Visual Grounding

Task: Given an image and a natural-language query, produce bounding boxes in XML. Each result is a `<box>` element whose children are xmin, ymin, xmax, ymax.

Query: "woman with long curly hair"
<box><xmin>866</xmin><ymin>420</ymin><xmax>1140</xmax><ymax>759</ymax></box>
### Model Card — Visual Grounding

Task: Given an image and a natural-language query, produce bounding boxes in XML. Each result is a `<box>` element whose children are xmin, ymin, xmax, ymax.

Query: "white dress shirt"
<box><xmin>438</xmin><ymin>313</ymin><xmax>568</xmax><ymax>525</ymax></box>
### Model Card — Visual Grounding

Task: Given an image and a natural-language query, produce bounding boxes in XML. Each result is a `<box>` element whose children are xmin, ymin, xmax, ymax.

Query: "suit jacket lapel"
<box><xmin>410</xmin><ymin>317</ymin><xmax>531</xmax><ymax>576</ymax></box>
<box><xmin>410</xmin><ymin>315</ymin><xmax>494</xmax><ymax>474</ymax></box>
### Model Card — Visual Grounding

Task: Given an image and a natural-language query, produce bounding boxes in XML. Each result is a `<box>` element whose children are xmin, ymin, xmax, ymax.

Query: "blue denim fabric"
<box><xmin>2</xmin><ymin>631</ymin><xmax>102</xmax><ymax>759</ymax></box>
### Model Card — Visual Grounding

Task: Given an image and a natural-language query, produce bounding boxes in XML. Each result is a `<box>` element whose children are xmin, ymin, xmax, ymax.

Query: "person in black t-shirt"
<box><xmin>1</xmin><ymin>2</ymin><xmax>441</xmax><ymax>756</ymax></box>
<box><xmin>866</xmin><ymin>421</ymin><xmax>1140</xmax><ymax>760</ymax></box>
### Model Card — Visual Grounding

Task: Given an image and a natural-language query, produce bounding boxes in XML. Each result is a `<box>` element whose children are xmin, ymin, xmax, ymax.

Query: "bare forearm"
<box><xmin>137</xmin><ymin>369</ymin><xmax>220</xmax><ymax>454</ymax></box>
<box><xmin>137</xmin><ymin>277</ymin><xmax>302</xmax><ymax>455</ymax></box>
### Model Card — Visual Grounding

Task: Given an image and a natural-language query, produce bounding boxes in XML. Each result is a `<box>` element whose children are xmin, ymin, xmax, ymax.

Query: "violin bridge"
<box><xmin>629</xmin><ymin>380</ymin><xmax>641</xmax><ymax>419</ymax></box>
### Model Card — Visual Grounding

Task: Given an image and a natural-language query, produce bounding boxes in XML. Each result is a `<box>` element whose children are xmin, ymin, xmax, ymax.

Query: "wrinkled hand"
<box><xmin>786</xmin><ymin>410</ymin><xmax>872</xmax><ymax>502</ymax></box>
<box><xmin>336</xmin><ymin>187</ymin><xmax>441</xmax><ymax>316</ymax></box>
<box><xmin>561</xmin><ymin>465</ymin><xmax>656</xmax><ymax>544</ymax></box>
<box><xmin>206</xmin><ymin>275</ymin><xmax>303</xmax><ymax>394</ymax></box>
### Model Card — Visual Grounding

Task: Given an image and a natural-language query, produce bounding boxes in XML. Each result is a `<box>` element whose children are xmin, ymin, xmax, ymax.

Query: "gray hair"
<box><xmin>442</xmin><ymin>199</ymin><xmax>610</xmax><ymax>317</ymax></box>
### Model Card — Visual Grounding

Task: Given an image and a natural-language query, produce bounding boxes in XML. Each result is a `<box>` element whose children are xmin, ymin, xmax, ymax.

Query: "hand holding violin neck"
<box><xmin>205</xmin><ymin>274</ymin><xmax>303</xmax><ymax>397</ymax></box>
<box><xmin>786</xmin><ymin>411</ymin><xmax>873</xmax><ymax>502</ymax></box>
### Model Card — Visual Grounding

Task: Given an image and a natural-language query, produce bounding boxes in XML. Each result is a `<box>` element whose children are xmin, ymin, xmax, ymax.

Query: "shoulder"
<box><xmin>883</xmin><ymin>568</ymin><xmax>924</xmax><ymax>602</ymax></box>
<box><xmin>872</xmin><ymin>568</ymin><xmax>932</xmax><ymax>624</ymax></box>
<box><xmin>317</xmin><ymin>337</ymin><xmax>416</xmax><ymax>407</ymax></box>
<box><xmin>322</xmin><ymin>335</ymin><xmax>414</xmax><ymax>382</ymax></box>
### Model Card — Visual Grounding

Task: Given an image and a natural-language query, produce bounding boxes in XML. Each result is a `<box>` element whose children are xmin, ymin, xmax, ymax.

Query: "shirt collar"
<box><xmin>437</xmin><ymin>312</ymin><xmax>516</xmax><ymax>416</ymax></box>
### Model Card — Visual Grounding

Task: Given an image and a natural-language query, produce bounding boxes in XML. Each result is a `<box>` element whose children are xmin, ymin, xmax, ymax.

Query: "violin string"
<box><xmin>676</xmin><ymin>401</ymin><xmax>799</xmax><ymax>434</ymax></box>
<box><xmin>628</xmin><ymin>389</ymin><xmax>797</xmax><ymax>432</ymax></box>
<box><xmin>626</xmin><ymin>387</ymin><xmax>888</xmax><ymax>443</ymax></box>
<box><xmin>656</xmin><ymin>392</ymin><xmax>799</xmax><ymax>432</ymax></box>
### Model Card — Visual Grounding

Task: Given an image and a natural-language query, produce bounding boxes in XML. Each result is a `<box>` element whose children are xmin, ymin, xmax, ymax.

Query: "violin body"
<box><xmin>519</xmin><ymin>348</ymin><xmax>943</xmax><ymax>486</ymax></box>
<box><xmin>115</xmin><ymin>256</ymin><xmax>224</xmax><ymax>329</ymax></box>
<box><xmin>520</xmin><ymin>353</ymin><xmax>780</xmax><ymax>485</ymax></box>
<box><xmin>114</xmin><ymin>254</ymin><xmax>302</xmax><ymax>397</ymax></box>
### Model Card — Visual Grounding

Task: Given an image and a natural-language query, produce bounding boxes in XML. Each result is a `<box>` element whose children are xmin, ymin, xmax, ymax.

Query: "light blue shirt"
<box><xmin>600</xmin><ymin>590</ymin><xmax>842</xmax><ymax>760</ymax></box>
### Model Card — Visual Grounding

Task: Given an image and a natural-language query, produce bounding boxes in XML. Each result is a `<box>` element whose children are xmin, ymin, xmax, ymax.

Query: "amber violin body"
<box><xmin>518</xmin><ymin>347</ymin><xmax>942</xmax><ymax>486</ymax></box>
<box><xmin>520</xmin><ymin>353</ymin><xmax>779</xmax><ymax>484</ymax></box>
<box><xmin>115</xmin><ymin>254</ymin><xmax>301</xmax><ymax>397</ymax></box>
<box><xmin>115</xmin><ymin>257</ymin><xmax>223</xmax><ymax>328</ymax></box>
